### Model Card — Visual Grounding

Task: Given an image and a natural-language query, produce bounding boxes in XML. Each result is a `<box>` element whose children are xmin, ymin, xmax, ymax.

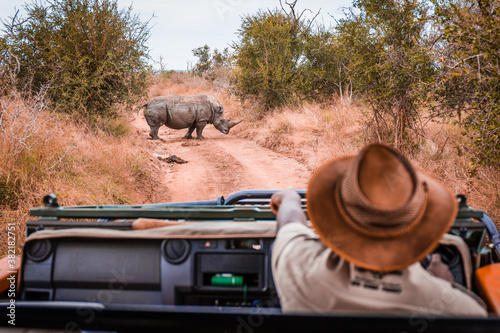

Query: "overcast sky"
<box><xmin>1</xmin><ymin>0</ymin><xmax>353</xmax><ymax>70</ymax></box>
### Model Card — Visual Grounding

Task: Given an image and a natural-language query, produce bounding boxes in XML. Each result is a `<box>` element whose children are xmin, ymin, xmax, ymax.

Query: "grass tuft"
<box><xmin>0</xmin><ymin>93</ymin><xmax>165</xmax><ymax>257</ymax></box>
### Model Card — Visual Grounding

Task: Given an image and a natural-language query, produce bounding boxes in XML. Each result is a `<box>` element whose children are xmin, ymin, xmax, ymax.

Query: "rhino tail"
<box><xmin>137</xmin><ymin>102</ymin><xmax>149</xmax><ymax>116</ymax></box>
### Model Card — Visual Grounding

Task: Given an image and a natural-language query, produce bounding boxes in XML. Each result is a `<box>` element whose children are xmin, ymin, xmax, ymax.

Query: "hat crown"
<box><xmin>307</xmin><ymin>143</ymin><xmax>457</xmax><ymax>271</ymax></box>
<box><xmin>358</xmin><ymin>146</ymin><xmax>413</xmax><ymax>209</ymax></box>
<box><xmin>339</xmin><ymin>145</ymin><xmax>426</xmax><ymax>237</ymax></box>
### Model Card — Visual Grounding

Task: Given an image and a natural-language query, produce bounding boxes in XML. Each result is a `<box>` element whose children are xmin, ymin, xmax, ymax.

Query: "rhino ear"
<box><xmin>211</xmin><ymin>102</ymin><xmax>223</xmax><ymax>114</ymax></box>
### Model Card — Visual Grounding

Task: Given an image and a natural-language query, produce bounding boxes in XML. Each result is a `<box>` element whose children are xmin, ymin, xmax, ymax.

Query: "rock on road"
<box><xmin>132</xmin><ymin>112</ymin><xmax>309</xmax><ymax>203</ymax></box>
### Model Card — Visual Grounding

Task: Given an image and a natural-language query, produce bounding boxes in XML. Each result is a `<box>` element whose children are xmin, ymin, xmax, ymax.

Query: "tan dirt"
<box><xmin>131</xmin><ymin>111</ymin><xmax>309</xmax><ymax>203</ymax></box>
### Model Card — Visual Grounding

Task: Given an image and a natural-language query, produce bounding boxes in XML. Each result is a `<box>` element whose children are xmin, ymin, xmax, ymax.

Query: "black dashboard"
<box><xmin>22</xmin><ymin>235</ymin><xmax>279</xmax><ymax>307</ymax></box>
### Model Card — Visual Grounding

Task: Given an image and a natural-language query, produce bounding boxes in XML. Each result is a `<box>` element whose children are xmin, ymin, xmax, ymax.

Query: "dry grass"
<box><xmin>0</xmin><ymin>93</ymin><xmax>165</xmax><ymax>257</ymax></box>
<box><xmin>146</xmin><ymin>72</ymin><xmax>213</xmax><ymax>99</ymax></box>
<box><xmin>231</xmin><ymin>97</ymin><xmax>365</xmax><ymax>173</ymax></box>
<box><xmin>410</xmin><ymin>120</ymin><xmax>500</xmax><ymax>222</ymax></box>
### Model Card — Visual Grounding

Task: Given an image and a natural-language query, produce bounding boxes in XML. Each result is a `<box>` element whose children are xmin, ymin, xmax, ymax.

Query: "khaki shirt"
<box><xmin>272</xmin><ymin>223</ymin><xmax>487</xmax><ymax>316</ymax></box>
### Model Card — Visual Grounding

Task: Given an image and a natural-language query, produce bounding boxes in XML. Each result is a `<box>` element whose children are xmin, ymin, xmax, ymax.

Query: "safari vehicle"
<box><xmin>2</xmin><ymin>190</ymin><xmax>500</xmax><ymax>332</ymax></box>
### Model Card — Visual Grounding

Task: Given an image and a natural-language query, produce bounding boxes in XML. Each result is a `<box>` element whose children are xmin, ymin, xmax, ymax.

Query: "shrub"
<box><xmin>231</xmin><ymin>2</ymin><xmax>319</xmax><ymax>111</ymax></box>
<box><xmin>191</xmin><ymin>44</ymin><xmax>233</xmax><ymax>91</ymax></box>
<box><xmin>2</xmin><ymin>0</ymin><xmax>151</xmax><ymax>124</ymax></box>
<box><xmin>300</xmin><ymin>29</ymin><xmax>352</xmax><ymax>102</ymax></box>
<box><xmin>334</xmin><ymin>0</ymin><xmax>436</xmax><ymax>150</ymax></box>
<box><xmin>432</xmin><ymin>0</ymin><xmax>500</xmax><ymax>165</ymax></box>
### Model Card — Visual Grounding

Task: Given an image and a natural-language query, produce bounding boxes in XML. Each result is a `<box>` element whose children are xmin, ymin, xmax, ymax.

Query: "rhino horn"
<box><xmin>228</xmin><ymin>119</ymin><xmax>243</xmax><ymax>128</ymax></box>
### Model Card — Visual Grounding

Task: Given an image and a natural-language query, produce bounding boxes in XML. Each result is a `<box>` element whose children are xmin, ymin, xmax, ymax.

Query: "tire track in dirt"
<box><xmin>132</xmin><ymin>112</ymin><xmax>309</xmax><ymax>203</ymax></box>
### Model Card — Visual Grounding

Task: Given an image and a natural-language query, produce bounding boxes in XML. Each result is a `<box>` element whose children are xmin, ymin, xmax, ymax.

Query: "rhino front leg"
<box><xmin>195</xmin><ymin>122</ymin><xmax>207</xmax><ymax>139</ymax></box>
<box><xmin>184</xmin><ymin>125</ymin><xmax>196</xmax><ymax>139</ymax></box>
<box><xmin>149</xmin><ymin>125</ymin><xmax>160</xmax><ymax>140</ymax></box>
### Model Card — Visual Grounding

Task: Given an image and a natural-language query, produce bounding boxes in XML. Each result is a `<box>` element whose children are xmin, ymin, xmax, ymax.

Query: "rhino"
<box><xmin>140</xmin><ymin>94</ymin><xmax>242</xmax><ymax>140</ymax></box>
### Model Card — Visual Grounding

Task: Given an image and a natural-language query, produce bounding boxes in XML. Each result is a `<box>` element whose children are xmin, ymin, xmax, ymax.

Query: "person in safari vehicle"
<box><xmin>270</xmin><ymin>143</ymin><xmax>487</xmax><ymax>316</ymax></box>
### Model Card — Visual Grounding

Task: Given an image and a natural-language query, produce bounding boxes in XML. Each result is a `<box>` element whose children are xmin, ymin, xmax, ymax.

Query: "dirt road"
<box><xmin>132</xmin><ymin>111</ymin><xmax>309</xmax><ymax>203</ymax></box>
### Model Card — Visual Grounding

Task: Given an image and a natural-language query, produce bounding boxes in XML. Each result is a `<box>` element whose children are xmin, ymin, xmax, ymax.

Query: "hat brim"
<box><xmin>307</xmin><ymin>156</ymin><xmax>458</xmax><ymax>272</ymax></box>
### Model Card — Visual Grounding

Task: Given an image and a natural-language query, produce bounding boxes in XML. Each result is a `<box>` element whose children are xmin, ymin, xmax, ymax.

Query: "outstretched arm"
<box><xmin>270</xmin><ymin>190</ymin><xmax>307</xmax><ymax>231</ymax></box>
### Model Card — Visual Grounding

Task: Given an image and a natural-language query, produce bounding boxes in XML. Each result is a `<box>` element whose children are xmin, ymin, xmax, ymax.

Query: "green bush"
<box><xmin>300</xmin><ymin>29</ymin><xmax>352</xmax><ymax>101</ymax></box>
<box><xmin>432</xmin><ymin>0</ymin><xmax>500</xmax><ymax>165</ymax></box>
<box><xmin>334</xmin><ymin>0</ymin><xmax>436</xmax><ymax>150</ymax></box>
<box><xmin>231</xmin><ymin>3</ymin><xmax>318</xmax><ymax>111</ymax></box>
<box><xmin>3</xmin><ymin>0</ymin><xmax>151</xmax><ymax>124</ymax></box>
<box><xmin>191</xmin><ymin>44</ymin><xmax>232</xmax><ymax>89</ymax></box>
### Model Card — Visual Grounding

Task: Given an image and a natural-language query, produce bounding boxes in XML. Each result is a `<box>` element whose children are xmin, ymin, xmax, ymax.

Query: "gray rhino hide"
<box><xmin>141</xmin><ymin>94</ymin><xmax>240</xmax><ymax>140</ymax></box>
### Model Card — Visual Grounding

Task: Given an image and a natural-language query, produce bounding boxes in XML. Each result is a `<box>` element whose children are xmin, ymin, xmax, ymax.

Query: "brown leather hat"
<box><xmin>307</xmin><ymin>144</ymin><xmax>458</xmax><ymax>272</ymax></box>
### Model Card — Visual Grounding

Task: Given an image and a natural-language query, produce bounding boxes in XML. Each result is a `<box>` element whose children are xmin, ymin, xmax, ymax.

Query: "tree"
<box><xmin>191</xmin><ymin>44</ymin><xmax>232</xmax><ymax>89</ymax></box>
<box><xmin>232</xmin><ymin>1</ymin><xmax>319</xmax><ymax>110</ymax></box>
<box><xmin>3</xmin><ymin>0</ymin><xmax>151</xmax><ymax>123</ymax></box>
<box><xmin>300</xmin><ymin>28</ymin><xmax>352</xmax><ymax>102</ymax></box>
<box><xmin>432</xmin><ymin>0</ymin><xmax>500</xmax><ymax>165</ymax></box>
<box><xmin>191</xmin><ymin>45</ymin><xmax>212</xmax><ymax>76</ymax></box>
<box><xmin>335</xmin><ymin>0</ymin><xmax>436</xmax><ymax>149</ymax></box>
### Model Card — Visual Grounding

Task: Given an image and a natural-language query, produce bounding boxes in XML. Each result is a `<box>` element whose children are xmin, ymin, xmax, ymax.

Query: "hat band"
<box><xmin>334</xmin><ymin>180</ymin><xmax>429</xmax><ymax>238</ymax></box>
